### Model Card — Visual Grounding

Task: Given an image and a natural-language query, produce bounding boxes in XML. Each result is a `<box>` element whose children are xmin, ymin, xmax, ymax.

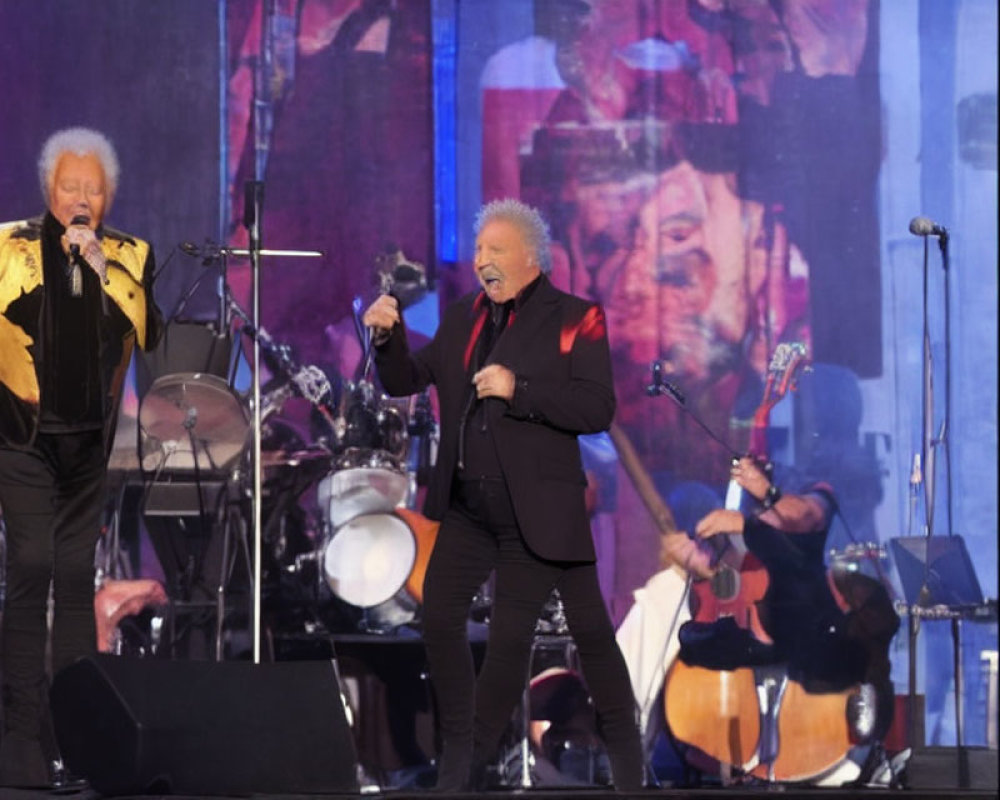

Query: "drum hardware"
<box><xmin>186</xmin><ymin>188</ymin><xmax>325</xmax><ymax>660</ymax></box>
<box><xmin>228</xmin><ymin>297</ymin><xmax>337</xmax><ymax>429</ymax></box>
<box><xmin>498</xmin><ymin>605</ymin><xmax>600</xmax><ymax>790</ymax></box>
<box><xmin>93</xmin><ymin>479</ymin><xmax>166</xmax><ymax>656</ymax></box>
<box><xmin>137</xmin><ymin>368</ymin><xmax>254</xmax><ymax>660</ymax></box>
<box><xmin>406</xmin><ymin>388</ymin><xmax>439</xmax><ymax>486</ymax></box>
<box><xmin>373</xmin><ymin>245</ymin><xmax>428</xmax><ymax>311</ymax></box>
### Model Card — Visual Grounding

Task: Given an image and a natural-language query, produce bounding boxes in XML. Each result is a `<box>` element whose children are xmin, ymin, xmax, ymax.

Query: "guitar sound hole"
<box><xmin>711</xmin><ymin>567</ymin><xmax>739</xmax><ymax>602</ymax></box>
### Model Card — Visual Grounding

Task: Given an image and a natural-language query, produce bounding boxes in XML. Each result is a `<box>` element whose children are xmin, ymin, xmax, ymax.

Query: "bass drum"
<box><xmin>321</xmin><ymin>506</ymin><xmax>438</xmax><ymax>632</ymax></box>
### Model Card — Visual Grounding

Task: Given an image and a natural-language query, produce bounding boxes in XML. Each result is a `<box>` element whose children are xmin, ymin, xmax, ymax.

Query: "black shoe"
<box><xmin>50</xmin><ymin>759</ymin><xmax>90</xmax><ymax>794</ymax></box>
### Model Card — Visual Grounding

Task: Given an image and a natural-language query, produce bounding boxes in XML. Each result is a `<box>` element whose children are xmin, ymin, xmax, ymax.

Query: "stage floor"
<box><xmin>2</xmin><ymin>784</ymin><xmax>999</xmax><ymax>800</ymax></box>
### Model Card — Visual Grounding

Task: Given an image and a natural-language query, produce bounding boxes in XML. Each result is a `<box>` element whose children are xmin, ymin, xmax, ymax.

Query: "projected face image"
<box><xmin>607</xmin><ymin>160</ymin><xmax>767</xmax><ymax>385</ymax></box>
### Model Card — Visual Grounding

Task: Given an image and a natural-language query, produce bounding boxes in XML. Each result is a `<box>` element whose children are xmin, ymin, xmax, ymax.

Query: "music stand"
<box><xmin>890</xmin><ymin>536</ymin><xmax>985</xmax><ymax>608</ymax></box>
<box><xmin>890</xmin><ymin>534</ymin><xmax>984</xmax><ymax>788</ymax></box>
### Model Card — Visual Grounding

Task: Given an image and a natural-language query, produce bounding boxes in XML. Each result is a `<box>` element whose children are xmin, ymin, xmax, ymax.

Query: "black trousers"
<box><xmin>0</xmin><ymin>430</ymin><xmax>105</xmax><ymax>784</ymax></box>
<box><xmin>421</xmin><ymin>477</ymin><xmax>643</xmax><ymax>792</ymax></box>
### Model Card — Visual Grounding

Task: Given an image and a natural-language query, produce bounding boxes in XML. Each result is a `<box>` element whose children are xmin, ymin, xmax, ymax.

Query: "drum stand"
<box><xmin>511</xmin><ymin>633</ymin><xmax>585</xmax><ymax>789</ymax></box>
<box><xmin>502</xmin><ymin>592</ymin><xmax>604</xmax><ymax>789</ymax></box>
<box><xmin>212</xmin><ymin>472</ymin><xmax>255</xmax><ymax>660</ymax></box>
<box><xmin>142</xmin><ymin>466</ymin><xmax>253</xmax><ymax>661</ymax></box>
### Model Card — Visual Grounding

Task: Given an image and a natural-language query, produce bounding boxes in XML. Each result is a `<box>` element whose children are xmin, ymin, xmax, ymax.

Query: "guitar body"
<box><xmin>688</xmin><ymin>552</ymin><xmax>773</xmax><ymax>646</ymax></box>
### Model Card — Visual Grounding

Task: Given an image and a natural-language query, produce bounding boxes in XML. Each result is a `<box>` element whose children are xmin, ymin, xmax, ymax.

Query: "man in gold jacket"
<box><xmin>0</xmin><ymin>127</ymin><xmax>163</xmax><ymax>788</ymax></box>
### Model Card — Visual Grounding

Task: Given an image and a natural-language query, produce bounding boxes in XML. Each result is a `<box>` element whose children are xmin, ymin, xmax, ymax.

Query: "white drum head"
<box><xmin>323</xmin><ymin>513</ymin><xmax>416</xmax><ymax>607</ymax></box>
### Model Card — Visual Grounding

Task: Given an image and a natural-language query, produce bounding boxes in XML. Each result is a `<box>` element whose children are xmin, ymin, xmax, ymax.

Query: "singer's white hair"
<box><xmin>474</xmin><ymin>198</ymin><xmax>553</xmax><ymax>274</ymax></box>
<box><xmin>38</xmin><ymin>127</ymin><xmax>120</xmax><ymax>201</ymax></box>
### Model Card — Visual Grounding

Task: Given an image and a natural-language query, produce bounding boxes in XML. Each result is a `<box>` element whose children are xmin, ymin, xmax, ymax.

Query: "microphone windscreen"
<box><xmin>908</xmin><ymin>216</ymin><xmax>934</xmax><ymax>236</ymax></box>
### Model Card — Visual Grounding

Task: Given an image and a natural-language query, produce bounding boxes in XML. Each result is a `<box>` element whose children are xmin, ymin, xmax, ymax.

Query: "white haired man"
<box><xmin>0</xmin><ymin>127</ymin><xmax>163</xmax><ymax>787</ymax></box>
<box><xmin>363</xmin><ymin>198</ymin><xmax>644</xmax><ymax>792</ymax></box>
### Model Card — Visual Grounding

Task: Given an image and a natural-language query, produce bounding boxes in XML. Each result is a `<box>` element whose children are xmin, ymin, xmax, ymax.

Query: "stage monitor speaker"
<box><xmin>50</xmin><ymin>654</ymin><xmax>359</xmax><ymax>796</ymax></box>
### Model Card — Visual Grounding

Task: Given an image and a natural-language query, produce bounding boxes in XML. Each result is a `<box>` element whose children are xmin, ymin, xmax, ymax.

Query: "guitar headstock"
<box><xmin>766</xmin><ymin>342</ymin><xmax>810</xmax><ymax>400</ymax></box>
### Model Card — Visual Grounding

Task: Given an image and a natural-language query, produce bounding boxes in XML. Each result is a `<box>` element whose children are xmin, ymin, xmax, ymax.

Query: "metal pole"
<box><xmin>245</xmin><ymin>180</ymin><xmax>264</xmax><ymax>664</ymax></box>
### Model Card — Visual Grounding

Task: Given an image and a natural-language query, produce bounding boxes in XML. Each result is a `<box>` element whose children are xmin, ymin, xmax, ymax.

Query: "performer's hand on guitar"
<box><xmin>660</xmin><ymin>530</ymin><xmax>716</xmax><ymax>579</ymax></box>
<box><xmin>728</xmin><ymin>456</ymin><xmax>774</xmax><ymax>503</ymax></box>
<box><xmin>695</xmin><ymin>508</ymin><xmax>745</xmax><ymax>540</ymax></box>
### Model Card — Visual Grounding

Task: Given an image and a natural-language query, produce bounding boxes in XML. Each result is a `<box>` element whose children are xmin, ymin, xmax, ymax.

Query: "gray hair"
<box><xmin>38</xmin><ymin>127</ymin><xmax>120</xmax><ymax>201</ymax></box>
<box><xmin>474</xmin><ymin>198</ymin><xmax>552</xmax><ymax>274</ymax></box>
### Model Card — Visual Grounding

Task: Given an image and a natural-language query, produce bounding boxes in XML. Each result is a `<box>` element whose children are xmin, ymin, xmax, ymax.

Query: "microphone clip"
<box><xmin>646</xmin><ymin>360</ymin><xmax>685</xmax><ymax>405</ymax></box>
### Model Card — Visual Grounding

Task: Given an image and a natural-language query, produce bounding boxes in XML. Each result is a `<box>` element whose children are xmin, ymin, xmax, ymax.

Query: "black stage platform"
<box><xmin>2</xmin><ymin>783</ymin><xmax>998</xmax><ymax>800</ymax></box>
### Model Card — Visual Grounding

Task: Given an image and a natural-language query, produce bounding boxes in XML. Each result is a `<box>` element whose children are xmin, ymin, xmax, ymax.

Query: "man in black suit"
<box><xmin>363</xmin><ymin>198</ymin><xmax>643</xmax><ymax>792</ymax></box>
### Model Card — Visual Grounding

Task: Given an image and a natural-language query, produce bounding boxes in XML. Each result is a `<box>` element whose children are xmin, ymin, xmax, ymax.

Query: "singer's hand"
<box><xmin>362</xmin><ymin>294</ymin><xmax>400</xmax><ymax>341</ymax></box>
<box><xmin>473</xmin><ymin>364</ymin><xmax>515</xmax><ymax>401</ymax></box>
<box><xmin>63</xmin><ymin>224</ymin><xmax>108</xmax><ymax>284</ymax></box>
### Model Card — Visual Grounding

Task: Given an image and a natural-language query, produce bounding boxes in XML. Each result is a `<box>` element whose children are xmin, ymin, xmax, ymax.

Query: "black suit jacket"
<box><xmin>374</xmin><ymin>274</ymin><xmax>615</xmax><ymax>562</ymax></box>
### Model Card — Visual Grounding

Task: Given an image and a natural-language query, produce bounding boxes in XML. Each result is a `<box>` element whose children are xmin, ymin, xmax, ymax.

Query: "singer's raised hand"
<box><xmin>362</xmin><ymin>293</ymin><xmax>400</xmax><ymax>340</ymax></box>
<box><xmin>63</xmin><ymin>223</ymin><xmax>108</xmax><ymax>284</ymax></box>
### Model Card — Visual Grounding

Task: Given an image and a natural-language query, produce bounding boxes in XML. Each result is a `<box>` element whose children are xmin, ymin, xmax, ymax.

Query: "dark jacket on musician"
<box><xmin>0</xmin><ymin>213</ymin><xmax>163</xmax><ymax>457</ymax></box>
<box><xmin>373</xmin><ymin>273</ymin><xmax>614</xmax><ymax>562</ymax></box>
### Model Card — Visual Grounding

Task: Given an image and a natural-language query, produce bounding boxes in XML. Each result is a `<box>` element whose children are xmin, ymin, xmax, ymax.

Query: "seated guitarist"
<box><xmin>692</xmin><ymin>456</ymin><xmax>871</xmax><ymax>694</ymax></box>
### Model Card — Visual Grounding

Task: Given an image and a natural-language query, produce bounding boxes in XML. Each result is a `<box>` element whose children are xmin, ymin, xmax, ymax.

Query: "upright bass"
<box><xmin>661</xmin><ymin>343</ymin><xmax>807</xmax><ymax>778</ymax></box>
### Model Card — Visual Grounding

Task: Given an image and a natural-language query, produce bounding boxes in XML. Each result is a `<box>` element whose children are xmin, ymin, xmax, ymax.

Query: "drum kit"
<box><xmin>128</xmin><ymin>247</ymin><xmax>438</xmax><ymax>651</ymax></box>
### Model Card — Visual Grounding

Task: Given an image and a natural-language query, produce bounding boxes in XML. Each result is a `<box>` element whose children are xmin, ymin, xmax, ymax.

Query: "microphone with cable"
<box><xmin>646</xmin><ymin>360</ymin><xmax>686</xmax><ymax>405</ymax></box>
<box><xmin>68</xmin><ymin>214</ymin><xmax>90</xmax><ymax>261</ymax></box>
<box><xmin>908</xmin><ymin>216</ymin><xmax>948</xmax><ymax>239</ymax></box>
<box><xmin>67</xmin><ymin>214</ymin><xmax>110</xmax><ymax>287</ymax></box>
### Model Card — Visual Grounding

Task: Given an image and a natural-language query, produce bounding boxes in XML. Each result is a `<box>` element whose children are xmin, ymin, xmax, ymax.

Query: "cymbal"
<box><xmin>139</xmin><ymin>372</ymin><xmax>248</xmax><ymax>450</ymax></box>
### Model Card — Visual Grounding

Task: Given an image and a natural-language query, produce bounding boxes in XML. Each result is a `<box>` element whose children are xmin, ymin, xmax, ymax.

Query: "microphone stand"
<box><xmin>909</xmin><ymin>227</ymin><xmax>966</xmax><ymax>785</ymax></box>
<box><xmin>906</xmin><ymin>233</ymin><xmax>936</xmax><ymax>760</ymax></box>
<box><xmin>244</xmin><ymin>180</ymin><xmax>265</xmax><ymax>664</ymax></box>
<box><xmin>936</xmin><ymin>232</ymin><xmax>967</xmax><ymax>788</ymax></box>
<box><xmin>646</xmin><ymin>361</ymin><xmax>741</xmax><ymax>461</ymax></box>
<box><xmin>939</xmin><ymin>233</ymin><xmax>953</xmax><ymax>540</ymax></box>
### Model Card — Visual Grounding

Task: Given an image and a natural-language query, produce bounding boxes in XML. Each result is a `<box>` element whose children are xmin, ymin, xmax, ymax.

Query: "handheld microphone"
<box><xmin>68</xmin><ymin>214</ymin><xmax>90</xmax><ymax>260</ymax></box>
<box><xmin>908</xmin><ymin>216</ymin><xmax>948</xmax><ymax>238</ymax></box>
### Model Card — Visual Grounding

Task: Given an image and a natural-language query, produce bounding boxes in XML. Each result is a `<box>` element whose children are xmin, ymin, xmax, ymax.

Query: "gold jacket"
<box><xmin>0</xmin><ymin>215</ymin><xmax>162</xmax><ymax>454</ymax></box>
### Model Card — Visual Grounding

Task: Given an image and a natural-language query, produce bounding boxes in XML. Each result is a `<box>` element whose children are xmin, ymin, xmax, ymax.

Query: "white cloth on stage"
<box><xmin>615</xmin><ymin>566</ymin><xmax>691</xmax><ymax>736</ymax></box>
